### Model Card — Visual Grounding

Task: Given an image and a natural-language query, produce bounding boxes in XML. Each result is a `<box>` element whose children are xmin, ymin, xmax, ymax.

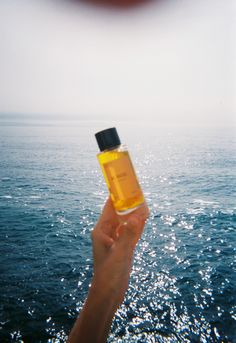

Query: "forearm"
<box><xmin>67</xmin><ymin>252</ymin><xmax>134</xmax><ymax>343</ymax></box>
<box><xmin>67</xmin><ymin>281</ymin><xmax>119</xmax><ymax>343</ymax></box>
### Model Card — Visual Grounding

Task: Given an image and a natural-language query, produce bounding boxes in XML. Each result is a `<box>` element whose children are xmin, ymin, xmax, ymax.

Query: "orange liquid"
<box><xmin>97</xmin><ymin>149</ymin><xmax>144</xmax><ymax>214</ymax></box>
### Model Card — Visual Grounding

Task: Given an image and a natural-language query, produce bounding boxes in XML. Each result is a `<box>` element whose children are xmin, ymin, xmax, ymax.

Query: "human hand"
<box><xmin>91</xmin><ymin>198</ymin><xmax>149</xmax><ymax>303</ymax></box>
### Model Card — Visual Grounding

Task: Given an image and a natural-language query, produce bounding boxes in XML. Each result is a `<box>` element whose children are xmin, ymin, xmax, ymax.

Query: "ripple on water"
<box><xmin>0</xmin><ymin>125</ymin><xmax>235</xmax><ymax>342</ymax></box>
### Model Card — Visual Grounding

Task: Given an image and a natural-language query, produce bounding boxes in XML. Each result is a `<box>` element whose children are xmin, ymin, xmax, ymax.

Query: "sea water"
<box><xmin>0</xmin><ymin>119</ymin><xmax>235</xmax><ymax>342</ymax></box>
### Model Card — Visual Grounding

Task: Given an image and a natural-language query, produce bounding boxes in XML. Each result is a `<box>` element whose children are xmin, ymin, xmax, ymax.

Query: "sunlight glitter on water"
<box><xmin>0</xmin><ymin>123</ymin><xmax>235</xmax><ymax>342</ymax></box>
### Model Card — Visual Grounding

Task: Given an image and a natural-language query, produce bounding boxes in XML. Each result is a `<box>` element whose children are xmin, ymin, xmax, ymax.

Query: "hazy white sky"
<box><xmin>0</xmin><ymin>0</ymin><xmax>235</xmax><ymax>126</ymax></box>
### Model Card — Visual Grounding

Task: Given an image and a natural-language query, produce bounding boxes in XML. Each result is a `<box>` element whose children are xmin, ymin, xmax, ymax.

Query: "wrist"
<box><xmin>90</xmin><ymin>274</ymin><xmax>122</xmax><ymax>306</ymax></box>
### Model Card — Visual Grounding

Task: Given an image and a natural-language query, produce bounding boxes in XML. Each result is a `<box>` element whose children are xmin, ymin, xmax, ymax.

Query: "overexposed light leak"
<box><xmin>0</xmin><ymin>0</ymin><xmax>235</xmax><ymax>126</ymax></box>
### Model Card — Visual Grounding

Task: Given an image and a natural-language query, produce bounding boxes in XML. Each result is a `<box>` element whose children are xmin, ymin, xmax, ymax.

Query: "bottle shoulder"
<box><xmin>97</xmin><ymin>144</ymin><xmax>130</xmax><ymax>164</ymax></box>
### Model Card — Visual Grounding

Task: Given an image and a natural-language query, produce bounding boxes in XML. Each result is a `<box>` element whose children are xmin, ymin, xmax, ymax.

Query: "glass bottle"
<box><xmin>95</xmin><ymin>127</ymin><xmax>145</xmax><ymax>215</ymax></box>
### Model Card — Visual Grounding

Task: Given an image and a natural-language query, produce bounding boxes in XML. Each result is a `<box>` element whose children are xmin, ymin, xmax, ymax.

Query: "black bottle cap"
<box><xmin>95</xmin><ymin>127</ymin><xmax>121</xmax><ymax>152</ymax></box>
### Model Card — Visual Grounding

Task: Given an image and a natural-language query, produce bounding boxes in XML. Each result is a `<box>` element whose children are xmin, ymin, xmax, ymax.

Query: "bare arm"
<box><xmin>67</xmin><ymin>198</ymin><xmax>149</xmax><ymax>343</ymax></box>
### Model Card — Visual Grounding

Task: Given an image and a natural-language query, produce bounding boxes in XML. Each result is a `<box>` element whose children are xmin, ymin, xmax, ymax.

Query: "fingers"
<box><xmin>101</xmin><ymin>197</ymin><xmax>116</xmax><ymax>218</ymax></box>
<box><xmin>95</xmin><ymin>220</ymin><xmax>118</xmax><ymax>243</ymax></box>
<box><xmin>99</xmin><ymin>197</ymin><xmax>149</xmax><ymax>226</ymax></box>
<box><xmin>94</xmin><ymin>198</ymin><xmax>149</xmax><ymax>247</ymax></box>
<box><xmin>97</xmin><ymin>197</ymin><xmax>119</xmax><ymax>228</ymax></box>
<box><xmin>91</xmin><ymin>229</ymin><xmax>114</xmax><ymax>248</ymax></box>
<box><xmin>132</xmin><ymin>201</ymin><xmax>150</xmax><ymax>221</ymax></box>
<box><xmin>116</xmin><ymin>213</ymin><xmax>145</xmax><ymax>249</ymax></box>
<box><xmin>118</xmin><ymin>201</ymin><xmax>150</xmax><ymax>224</ymax></box>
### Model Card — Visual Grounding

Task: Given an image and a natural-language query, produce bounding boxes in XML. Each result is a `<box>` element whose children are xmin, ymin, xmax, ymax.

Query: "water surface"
<box><xmin>0</xmin><ymin>120</ymin><xmax>235</xmax><ymax>342</ymax></box>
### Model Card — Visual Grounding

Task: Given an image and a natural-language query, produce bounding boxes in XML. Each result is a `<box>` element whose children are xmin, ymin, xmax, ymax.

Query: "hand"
<box><xmin>91</xmin><ymin>198</ymin><xmax>149</xmax><ymax>303</ymax></box>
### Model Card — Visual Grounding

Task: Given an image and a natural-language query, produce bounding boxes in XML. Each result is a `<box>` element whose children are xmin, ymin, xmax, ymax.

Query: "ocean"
<box><xmin>0</xmin><ymin>119</ymin><xmax>235</xmax><ymax>342</ymax></box>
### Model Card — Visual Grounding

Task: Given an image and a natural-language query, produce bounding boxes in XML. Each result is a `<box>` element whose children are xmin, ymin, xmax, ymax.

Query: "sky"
<box><xmin>0</xmin><ymin>0</ymin><xmax>235</xmax><ymax>127</ymax></box>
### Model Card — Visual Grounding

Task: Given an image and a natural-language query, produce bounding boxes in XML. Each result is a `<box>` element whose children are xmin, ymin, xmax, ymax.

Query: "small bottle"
<box><xmin>95</xmin><ymin>127</ymin><xmax>145</xmax><ymax>215</ymax></box>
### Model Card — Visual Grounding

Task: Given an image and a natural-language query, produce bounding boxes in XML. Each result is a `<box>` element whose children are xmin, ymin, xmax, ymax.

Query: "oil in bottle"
<box><xmin>95</xmin><ymin>127</ymin><xmax>145</xmax><ymax>215</ymax></box>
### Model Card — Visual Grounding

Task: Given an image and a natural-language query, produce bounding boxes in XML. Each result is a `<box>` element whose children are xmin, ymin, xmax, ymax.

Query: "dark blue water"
<box><xmin>0</xmin><ymin>120</ymin><xmax>235</xmax><ymax>342</ymax></box>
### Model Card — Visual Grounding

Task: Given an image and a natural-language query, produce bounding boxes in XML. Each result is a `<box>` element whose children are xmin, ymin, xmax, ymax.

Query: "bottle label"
<box><xmin>103</xmin><ymin>154</ymin><xmax>141</xmax><ymax>201</ymax></box>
